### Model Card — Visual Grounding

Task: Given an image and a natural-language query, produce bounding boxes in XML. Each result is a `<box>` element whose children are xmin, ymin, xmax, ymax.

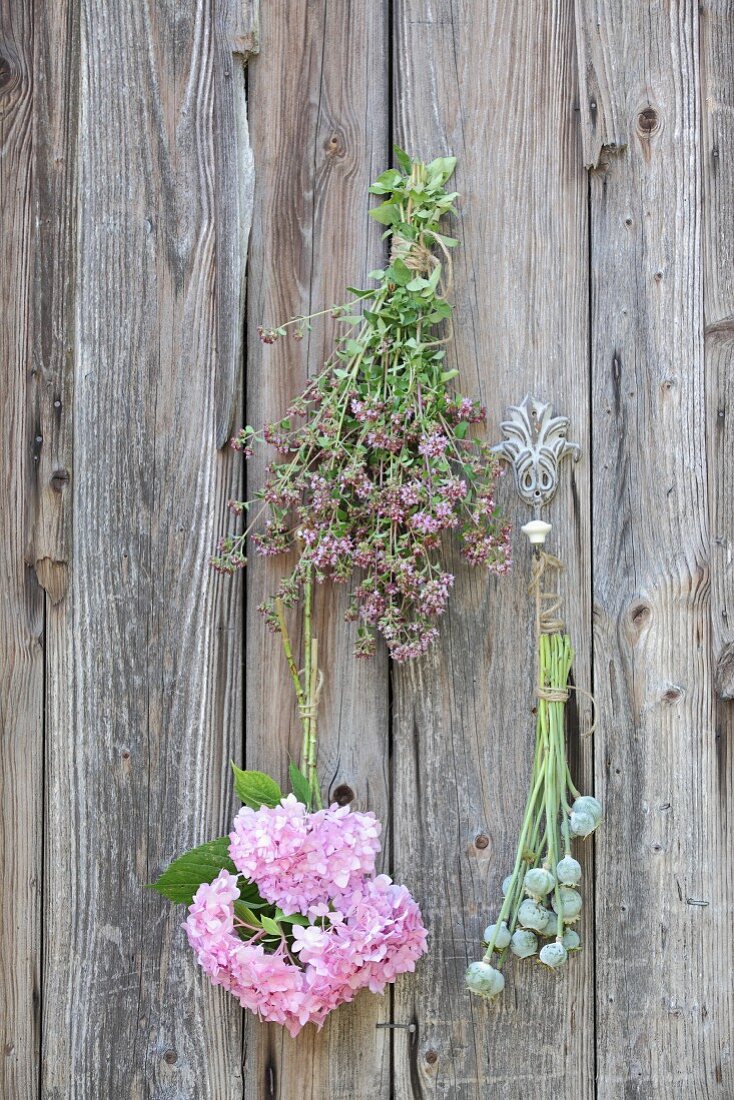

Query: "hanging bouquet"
<box><xmin>466</xmin><ymin>552</ymin><xmax>601</xmax><ymax>999</ymax></box>
<box><xmin>152</xmin><ymin>151</ymin><xmax>511</xmax><ymax>1035</ymax></box>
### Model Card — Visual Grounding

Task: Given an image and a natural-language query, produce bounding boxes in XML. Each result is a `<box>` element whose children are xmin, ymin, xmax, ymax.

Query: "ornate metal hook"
<box><xmin>491</xmin><ymin>395</ymin><xmax>580</xmax><ymax>517</ymax></box>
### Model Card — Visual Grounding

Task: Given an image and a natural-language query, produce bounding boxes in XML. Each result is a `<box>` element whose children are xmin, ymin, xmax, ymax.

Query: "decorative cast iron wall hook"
<box><xmin>492</xmin><ymin>394</ymin><xmax>580</xmax><ymax>543</ymax></box>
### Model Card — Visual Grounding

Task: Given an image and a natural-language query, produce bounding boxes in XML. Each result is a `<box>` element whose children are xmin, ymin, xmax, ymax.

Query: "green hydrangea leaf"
<box><xmin>274</xmin><ymin>907</ymin><xmax>310</xmax><ymax>927</ymax></box>
<box><xmin>234</xmin><ymin>901</ymin><xmax>262</xmax><ymax>928</ymax></box>
<box><xmin>289</xmin><ymin>760</ymin><xmax>312</xmax><ymax>806</ymax></box>
<box><xmin>148</xmin><ymin>837</ymin><xmax>236</xmax><ymax>905</ymax></box>
<box><xmin>231</xmin><ymin>764</ymin><xmax>282</xmax><ymax>809</ymax></box>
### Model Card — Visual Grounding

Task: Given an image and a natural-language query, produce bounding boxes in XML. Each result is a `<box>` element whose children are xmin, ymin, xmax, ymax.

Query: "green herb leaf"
<box><xmin>369</xmin><ymin>202</ymin><xmax>398</xmax><ymax>225</ymax></box>
<box><xmin>390</xmin><ymin>259</ymin><xmax>412</xmax><ymax>287</ymax></box>
<box><xmin>427</xmin><ymin>156</ymin><xmax>457</xmax><ymax>184</ymax></box>
<box><xmin>430</xmin><ymin>231</ymin><xmax>458</xmax><ymax>248</ymax></box>
<box><xmin>393</xmin><ymin>146</ymin><xmax>412</xmax><ymax>173</ymax></box>
<box><xmin>231</xmin><ymin>764</ymin><xmax>282</xmax><ymax>809</ymax></box>
<box><xmin>148</xmin><ymin>837</ymin><xmax>236</xmax><ymax>905</ymax></box>
<box><xmin>422</xmin><ymin>263</ymin><xmax>442</xmax><ymax>296</ymax></box>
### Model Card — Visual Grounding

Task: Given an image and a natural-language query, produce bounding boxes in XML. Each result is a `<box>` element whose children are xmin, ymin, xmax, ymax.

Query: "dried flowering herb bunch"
<box><xmin>214</xmin><ymin>148</ymin><xmax>511</xmax><ymax>661</ymax></box>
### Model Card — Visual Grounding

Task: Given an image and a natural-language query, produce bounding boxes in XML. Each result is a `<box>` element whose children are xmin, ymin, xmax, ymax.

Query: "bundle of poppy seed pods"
<box><xmin>466</xmin><ymin>555</ymin><xmax>602</xmax><ymax>1000</ymax></box>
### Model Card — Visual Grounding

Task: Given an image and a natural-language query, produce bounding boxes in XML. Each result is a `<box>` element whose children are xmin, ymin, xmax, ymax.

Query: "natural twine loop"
<box><xmin>297</xmin><ymin>668</ymin><xmax>324</xmax><ymax>722</ymax></box>
<box><xmin>528</xmin><ymin>550</ymin><xmax>597</xmax><ymax>738</ymax></box>
<box><xmin>539</xmin><ymin>685</ymin><xmax>570</xmax><ymax>702</ymax></box>
<box><xmin>528</xmin><ymin>550</ymin><xmax>565</xmax><ymax>636</ymax></box>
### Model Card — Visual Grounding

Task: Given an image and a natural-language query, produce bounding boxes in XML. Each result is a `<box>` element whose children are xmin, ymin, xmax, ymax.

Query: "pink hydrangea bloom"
<box><xmin>228</xmin><ymin>794</ymin><xmax>381</xmax><ymax>915</ymax></box>
<box><xmin>184</xmin><ymin>867</ymin><xmax>428</xmax><ymax>1037</ymax></box>
<box><xmin>292</xmin><ymin>874</ymin><xmax>428</xmax><ymax>997</ymax></box>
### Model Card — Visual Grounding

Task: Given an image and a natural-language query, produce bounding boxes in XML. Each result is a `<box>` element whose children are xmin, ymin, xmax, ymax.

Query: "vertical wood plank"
<box><xmin>0</xmin><ymin>3</ymin><xmax>43</xmax><ymax>1097</ymax></box>
<box><xmin>31</xmin><ymin>0</ymin><xmax>76</xmax><ymax>608</ymax></box>
<box><xmin>392</xmin><ymin>4</ymin><xmax>592</xmax><ymax>1098</ymax></box>
<box><xmin>577</xmin><ymin>1</ymin><xmax>734</xmax><ymax>1094</ymax></box>
<box><xmin>700</xmin><ymin>5</ymin><xmax>734</xmax><ymax>1087</ymax></box>
<box><xmin>702</xmin><ymin>1</ymin><xmax>734</xmax><ymax>701</ymax></box>
<box><xmin>40</xmin><ymin>2</ymin><xmax>252</xmax><ymax>1094</ymax></box>
<box><xmin>244</xmin><ymin>3</ymin><xmax>391</xmax><ymax>1096</ymax></box>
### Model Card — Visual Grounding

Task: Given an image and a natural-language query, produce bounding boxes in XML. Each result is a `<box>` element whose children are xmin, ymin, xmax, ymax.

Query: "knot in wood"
<box><xmin>630</xmin><ymin>602</ymin><xmax>651</xmax><ymax>627</ymax></box>
<box><xmin>637</xmin><ymin>107</ymin><xmax>660</xmax><ymax>135</ymax></box>
<box><xmin>325</xmin><ymin>132</ymin><xmax>343</xmax><ymax>157</ymax></box>
<box><xmin>50</xmin><ymin>468</ymin><xmax>70</xmax><ymax>493</ymax></box>
<box><xmin>474</xmin><ymin>834</ymin><xmax>489</xmax><ymax>850</ymax></box>
<box><xmin>333</xmin><ymin>783</ymin><xmax>354</xmax><ymax>805</ymax></box>
<box><xmin>0</xmin><ymin>43</ymin><xmax>23</xmax><ymax>99</ymax></box>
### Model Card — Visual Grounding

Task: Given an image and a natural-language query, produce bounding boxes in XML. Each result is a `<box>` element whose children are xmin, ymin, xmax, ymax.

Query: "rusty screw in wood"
<box><xmin>425</xmin><ymin>1050</ymin><xmax>438</xmax><ymax>1065</ymax></box>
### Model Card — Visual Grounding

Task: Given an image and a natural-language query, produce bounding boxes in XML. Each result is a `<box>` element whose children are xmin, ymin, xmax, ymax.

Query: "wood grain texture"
<box><xmin>244</xmin><ymin>3</ymin><xmax>391</xmax><ymax>1096</ymax></box>
<box><xmin>214</xmin><ymin>0</ymin><xmax>258</xmax><ymax>447</ymax></box>
<box><xmin>0</xmin><ymin>3</ymin><xmax>43</xmax><ymax>1097</ymax></box>
<box><xmin>391</xmin><ymin>4</ymin><xmax>593</xmax><ymax>1098</ymax></box>
<box><xmin>40</xmin><ymin>1</ymin><xmax>252</xmax><ymax>1095</ymax></box>
<box><xmin>701</xmin><ymin>1</ymin><xmax>734</xmax><ymax>700</ymax></box>
<box><xmin>4</xmin><ymin>2</ymin><xmax>734</xmax><ymax>1095</ymax></box>
<box><xmin>29</xmin><ymin>0</ymin><xmax>76</xmax><ymax>606</ymax></box>
<box><xmin>577</xmin><ymin>1</ymin><xmax>734</xmax><ymax>1094</ymax></box>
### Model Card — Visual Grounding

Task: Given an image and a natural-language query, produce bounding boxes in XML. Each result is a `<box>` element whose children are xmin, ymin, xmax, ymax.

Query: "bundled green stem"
<box><xmin>275</xmin><ymin>579</ymin><xmax>323</xmax><ymax>810</ymax></box>
<box><xmin>466</xmin><ymin>628</ymin><xmax>602</xmax><ymax>1000</ymax></box>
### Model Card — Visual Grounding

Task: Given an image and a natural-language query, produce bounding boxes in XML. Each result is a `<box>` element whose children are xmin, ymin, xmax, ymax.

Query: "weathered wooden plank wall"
<box><xmin>577</xmin><ymin>2</ymin><xmax>734</xmax><ymax>1095</ymax></box>
<box><xmin>391</xmin><ymin>3</ymin><xmax>593</xmax><ymax>1097</ymax></box>
<box><xmin>1</xmin><ymin>3</ymin><xmax>43</xmax><ymax>1096</ymax></box>
<box><xmin>1</xmin><ymin>1</ymin><xmax>733</xmax><ymax>1097</ymax></box>
<box><xmin>244</xmin><ymin>4</ymin><xmax>391</xmax><ymax>1097</ymax></box>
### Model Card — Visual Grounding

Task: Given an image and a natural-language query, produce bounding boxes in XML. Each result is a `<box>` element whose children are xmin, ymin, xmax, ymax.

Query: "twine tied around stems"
<box><xmin>390</xmin><ymin>227</ymin><xmax>455</xmax><ymax>300</ymax></box>
<box><xmin>528</xmin><ymin>550</ymin><xmax>598</xmax><ymax>737</ymax></box>
<box><xmin>390</xmin><ymin>234</ymin><xmax>436</xmax><ymax>275</ymax></box>
<box><xmin>298</xmin><ymin>668</ymin><xmax>324</xmax><ymax>723</ymax></box>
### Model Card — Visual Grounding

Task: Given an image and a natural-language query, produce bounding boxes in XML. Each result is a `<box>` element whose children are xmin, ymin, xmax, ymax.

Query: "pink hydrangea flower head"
<box><xmin>183</xmin><ymin>866</ymin><xmax>428</xmax><ymax>1037</ymax></box>
<box><xmin>228</xmin><ymin>794</ymin><xmax>382</xmax><ymax>915</ymax></box>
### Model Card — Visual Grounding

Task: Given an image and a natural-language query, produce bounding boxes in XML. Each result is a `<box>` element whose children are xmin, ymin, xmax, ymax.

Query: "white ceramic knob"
<box><xmin>521</xmin><ymin>519</ymin><xmax>552</xmax><ymax>545</ymax></box>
